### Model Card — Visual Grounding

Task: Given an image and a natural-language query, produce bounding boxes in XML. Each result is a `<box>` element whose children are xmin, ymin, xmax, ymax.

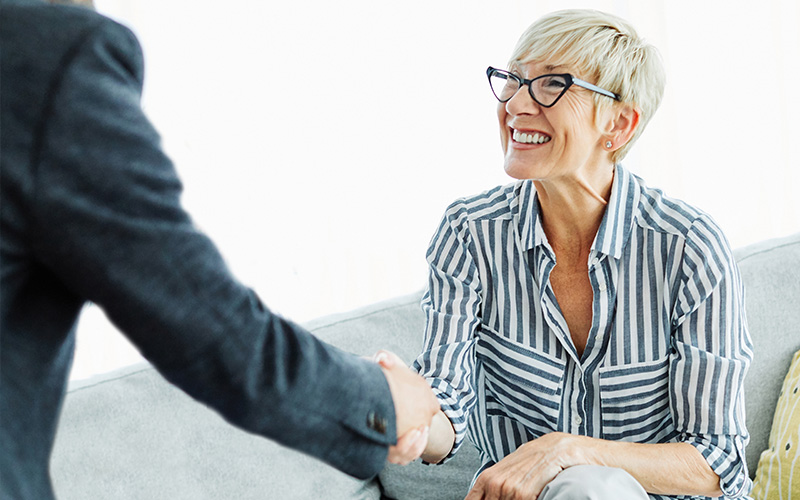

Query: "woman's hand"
<box><xmin>387</xmin><ymin>425</ymin><xmax>430</xmax><ymax>465</ymax></box>
<box><xmin>464</xmin><ymin>432</ymin><xmax>583</xmax><ymax>500</ymax></box>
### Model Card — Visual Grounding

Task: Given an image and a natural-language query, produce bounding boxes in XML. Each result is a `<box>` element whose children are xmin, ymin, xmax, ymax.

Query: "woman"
<box><xmin>380</xmin><ymin>9</ymin><xmax>752</xmax><ymax>500</ymax></box>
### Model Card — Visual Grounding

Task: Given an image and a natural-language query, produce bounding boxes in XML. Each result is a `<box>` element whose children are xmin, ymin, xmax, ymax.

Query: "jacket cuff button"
<box><xmin>366</xmin><ymin>411</ymin><xmax>387</xmax><ymax>434</ymax></box>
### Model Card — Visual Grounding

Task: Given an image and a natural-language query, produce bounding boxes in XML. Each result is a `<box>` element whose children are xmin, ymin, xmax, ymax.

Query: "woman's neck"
<box><xmin>534</xmin><ymin>165</ymin><xmax>615</xmax><ymax>264</ymax></box>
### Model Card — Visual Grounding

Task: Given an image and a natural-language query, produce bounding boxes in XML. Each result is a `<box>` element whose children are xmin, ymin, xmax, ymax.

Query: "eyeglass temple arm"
<box><xmin>572</xmin><ymin>77</ymin><xmax>620</xmax><ymax>101</ymax></box>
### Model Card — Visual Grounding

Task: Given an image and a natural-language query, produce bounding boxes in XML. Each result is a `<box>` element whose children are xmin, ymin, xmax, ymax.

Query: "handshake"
<box><xmin>373</xmin><ymin>350</ymin><xmax>455</xmax><ymax>466</ymax></box>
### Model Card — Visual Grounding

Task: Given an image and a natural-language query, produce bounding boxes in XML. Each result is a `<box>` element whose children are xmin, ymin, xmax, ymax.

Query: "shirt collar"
<box><xmin>515</xmin><ymin>180</ymin><xmax>542</xmax><ymax>252</ymax></box>
<box><xmin>516</xmin><ymin>164</ymin><xmax>640</xmax><ymax>259</ymax></box>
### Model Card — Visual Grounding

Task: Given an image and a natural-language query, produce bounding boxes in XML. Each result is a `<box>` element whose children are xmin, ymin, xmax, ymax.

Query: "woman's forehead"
<box><xmin>509</xmin><ymin>59</ymin><xmax>576</xmax><ymax>76</ymax></box>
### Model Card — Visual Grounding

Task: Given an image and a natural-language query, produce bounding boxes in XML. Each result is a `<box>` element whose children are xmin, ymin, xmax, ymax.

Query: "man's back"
<box><xmin>1</xmin><ymin>2</ymin><xmax>127</xmax><ymax>496</ymax></box>
<box><xmin>0</xmin><ymin>1</ymin><xmax>400</xmax><ymax>497</ymax></box>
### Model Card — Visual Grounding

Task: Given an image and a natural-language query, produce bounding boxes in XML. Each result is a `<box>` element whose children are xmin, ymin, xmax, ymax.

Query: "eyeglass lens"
<box><xmin>489</xmin><ymin>72</ymin><xmax>569</xmax><ymax>106</ymax></box>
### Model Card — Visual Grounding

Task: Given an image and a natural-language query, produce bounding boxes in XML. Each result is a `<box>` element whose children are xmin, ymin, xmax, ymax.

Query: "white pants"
<box><xmin>539</xmin><ymin>465</ymin><xmax>650</xmax><ymax>500</ymax></box>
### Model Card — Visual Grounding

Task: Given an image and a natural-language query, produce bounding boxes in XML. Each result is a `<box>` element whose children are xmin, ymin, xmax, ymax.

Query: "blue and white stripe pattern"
<box><xmin>412</xmin><ymin>164</ymin><xmax>753</xmax><ymax>499</ymax></box>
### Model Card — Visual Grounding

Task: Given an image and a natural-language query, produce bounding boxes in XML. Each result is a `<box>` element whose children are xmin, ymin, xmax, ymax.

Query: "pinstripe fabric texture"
<box><xmin>413</xmin><ymin>165</ymin><xmax>754</xmax><ymax>499</ymax></box>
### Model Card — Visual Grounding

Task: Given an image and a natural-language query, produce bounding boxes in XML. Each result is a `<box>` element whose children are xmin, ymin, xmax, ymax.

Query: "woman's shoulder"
<box><xmin>441</xmin><ymin>181</ymin><xmax>530</xmax><ymax>224</ymax></box>
<box><xmin>630</xmin><ymin>173</ymin><xmax>725</xmax><ymax>243</ymax></box>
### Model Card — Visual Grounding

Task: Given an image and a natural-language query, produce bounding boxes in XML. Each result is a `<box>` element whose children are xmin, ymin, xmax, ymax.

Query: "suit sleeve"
<box><xmin>29</xmin><ymin>18</ymin><xmax>394</xmax><ymax>479</ymax></box>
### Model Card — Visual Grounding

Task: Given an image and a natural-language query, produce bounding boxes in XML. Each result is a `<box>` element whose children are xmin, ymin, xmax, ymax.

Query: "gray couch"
<box><xmin>51</xmin><ymin>232</ymin><xmax>800</xmax><ymax>499</ymax></box>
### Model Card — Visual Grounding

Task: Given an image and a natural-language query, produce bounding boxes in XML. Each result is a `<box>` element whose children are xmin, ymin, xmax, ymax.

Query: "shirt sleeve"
<box><xmin>29</xmin><ymin>17</ymin><xmax>394</xmax><ymax>479</ymax></box>
<box><xmin>669</xmin><ymin>215</ymin><xmax>754</xmax><ymax>497</ymax></box>
<box><xmin>412</xmin><ymin>200</ymin><xmax>482</xmax><ymax>462</ymax></box>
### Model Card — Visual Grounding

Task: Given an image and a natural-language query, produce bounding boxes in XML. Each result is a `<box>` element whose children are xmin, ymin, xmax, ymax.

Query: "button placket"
<box><xmin>570</xmin><ymin>366</ymin><xmax>583</xmax><ymax>432</ymax></box>
<box><xmin>592</xmin><ymin>259</ymin><xmax>608</xmax><ymax>293</ymax></box>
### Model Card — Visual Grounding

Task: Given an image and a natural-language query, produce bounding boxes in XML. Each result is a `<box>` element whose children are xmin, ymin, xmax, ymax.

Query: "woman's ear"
<box><xmin>604</xmin><ymin>104</ymin><xmax>640</xmax><ymax>151</ymax></box>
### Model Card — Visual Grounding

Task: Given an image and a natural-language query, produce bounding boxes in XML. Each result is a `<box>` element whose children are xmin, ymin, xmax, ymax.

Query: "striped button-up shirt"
<box><xmin>413</xmin><ymin>165</ymin><xmax>753</xmax><ymax>499</ymax></box>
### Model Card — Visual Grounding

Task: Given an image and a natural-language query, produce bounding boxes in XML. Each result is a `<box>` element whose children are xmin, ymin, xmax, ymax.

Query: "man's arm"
<box><xmin>28</xmin><ymin>13</ymin><xmax>435</xmax><ymax>478</ymax></box>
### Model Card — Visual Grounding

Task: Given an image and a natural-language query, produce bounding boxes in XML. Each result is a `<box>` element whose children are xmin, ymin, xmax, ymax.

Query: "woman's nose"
<box><xmin>505</xmin><ymin>86</ymin><xmax>541</xmax><ymax>116</ymax></box>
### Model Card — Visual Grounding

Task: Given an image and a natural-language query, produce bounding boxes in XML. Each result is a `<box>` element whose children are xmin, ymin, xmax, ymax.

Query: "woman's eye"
<box><xmin>544</xmin><ymin>77</ymin><xmax>567</xmax><ymax>89</ymax></box>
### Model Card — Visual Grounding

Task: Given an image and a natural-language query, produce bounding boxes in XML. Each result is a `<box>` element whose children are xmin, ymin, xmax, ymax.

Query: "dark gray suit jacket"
<box><xmin>0</xmin><ymin>1</ymin><xmax>396</xmax><ymax>498</ymax></box>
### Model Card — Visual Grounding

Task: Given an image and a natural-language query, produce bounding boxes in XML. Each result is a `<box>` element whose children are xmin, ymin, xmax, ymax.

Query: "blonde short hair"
<box><xmin>509</xmin><ymin>9</ymin><xmax>665</xmax><ymax>163</ymax></box>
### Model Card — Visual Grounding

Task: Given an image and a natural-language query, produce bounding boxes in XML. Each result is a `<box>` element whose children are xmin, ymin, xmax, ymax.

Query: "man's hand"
<box><xmin>373</xmin><ymin>350</ymin><xmax>438</xmax><ymax>462</ymax></box>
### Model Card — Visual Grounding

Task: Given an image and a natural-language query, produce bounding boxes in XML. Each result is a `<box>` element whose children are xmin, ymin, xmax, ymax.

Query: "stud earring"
<box><xmin>605</xmin><ymin>141</ymin><xmax>613</xmax><ymax>149</ymax></box>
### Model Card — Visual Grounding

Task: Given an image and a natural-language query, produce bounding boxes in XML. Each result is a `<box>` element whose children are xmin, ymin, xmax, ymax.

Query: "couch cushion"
<box><xmin>379</xmin><ymin>443</ymin><xmax>482</xmax><ymax>500</ymax></box>
<box><xmin>751</xmin><ymin>349</ymin><xmax>800</xmax><ymax>499</ymax></box>
<box><xmin>51</xmin><ymin>363</ymin><xmax>381</xmax><ymax>499</ymax></box>
<box><xmin>50</xmin><ymin>291</ymin><xmax>453</xmax><ymax>500</ymax></box>
<box><xmin>50</xmin><ymin>291</ymin><xmax>448</xmax><ymax>499</ymax></box>
<box><xmin>734</xmin><ymin>232</ymin><xmax>800</xmax><ymax>476</ymax></box>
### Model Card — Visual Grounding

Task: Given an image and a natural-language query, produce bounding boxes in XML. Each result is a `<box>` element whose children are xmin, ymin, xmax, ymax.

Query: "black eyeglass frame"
<box><xmin>486</xmin><ymin>66</ymin><xmax>620</xmax><ymax>107</ymax></box>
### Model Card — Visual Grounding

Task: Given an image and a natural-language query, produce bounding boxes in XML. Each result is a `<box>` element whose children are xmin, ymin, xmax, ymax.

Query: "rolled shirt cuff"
<box><xmin>684</xmin><ymin>433</ymin><xmax>752</xmax><ymax>498</ymax></box>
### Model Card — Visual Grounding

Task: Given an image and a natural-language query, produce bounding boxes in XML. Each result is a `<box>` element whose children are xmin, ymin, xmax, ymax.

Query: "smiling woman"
<box><xmin>398</xmin><ymin>9</ymin><xmax>752</xmax><ymax>500</ymax></box>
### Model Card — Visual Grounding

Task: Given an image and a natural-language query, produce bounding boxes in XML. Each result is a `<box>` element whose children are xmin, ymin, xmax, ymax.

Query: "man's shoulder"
<box><xmin>1</xmin><ymin>0</ymin><xmax>137</xmax><ymax>74</ymax></box>
<box><xmin>2</xmin><ymin>0</ymin><xmax>110</xmax><ymax>41</ymax></box>
<box><xmin>0</xmin><ymin>0</ymin><xmax>143</xmax><ymax>145</ymax></box>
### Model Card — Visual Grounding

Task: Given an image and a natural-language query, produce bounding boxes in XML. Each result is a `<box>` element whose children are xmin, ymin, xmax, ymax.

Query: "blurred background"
<box><xmin>71</xmin><ymin>0</ymin><xmax>800</xmax><ymax>380</ymax></box>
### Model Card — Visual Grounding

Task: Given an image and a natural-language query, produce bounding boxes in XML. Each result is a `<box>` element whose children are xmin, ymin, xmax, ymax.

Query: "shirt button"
<box><xmin>573</xmin><ymin>415</ymin><xmax>583</xmax><ymax>426</ymax></box>
<box><xmin>598</xmin><ymin>283</ymin><xmax>607</xmax><ymax>292</ymax></box>
<box><xmin>591</xmin><ymin>257</ymin><xmax>599</xmax><ymax>266</ymax></box>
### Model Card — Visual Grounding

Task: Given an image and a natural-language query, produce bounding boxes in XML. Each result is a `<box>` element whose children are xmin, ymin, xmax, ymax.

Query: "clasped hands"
<box><xmin>374</xmin><ymin>351</ymin><xmax>476</xmax><ymax>469</ymax></box>
<box><xmin>373</xmin><ymin>350</ymin><xmax>436</xmax><ymax>464</ymax></box>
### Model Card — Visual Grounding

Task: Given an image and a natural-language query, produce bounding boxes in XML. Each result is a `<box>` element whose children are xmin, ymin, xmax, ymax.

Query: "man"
<box><xmin>0</xmin><ymin>0</ymin><xmax>438</xmax><ymax>498</ymax></box>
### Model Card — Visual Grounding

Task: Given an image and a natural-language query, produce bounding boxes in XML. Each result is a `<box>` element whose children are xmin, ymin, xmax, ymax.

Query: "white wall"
<box><xmin>71</xmin><ymin>0</ymin><xmax>800</xmax><ymax>380</ymax></box>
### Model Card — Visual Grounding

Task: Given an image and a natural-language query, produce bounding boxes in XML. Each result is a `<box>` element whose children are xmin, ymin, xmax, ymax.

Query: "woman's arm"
<box><xmin>420</xmin><ymin>410</ymin><xmax>456</xmax><ymax>464</ymax></box>
<box><xmin>668</xmin><ymin>217</ymin><xmax>752</xmax><ymax>495</ymax></box>
<box><xmin>465</xmin><ymin>433</ymin><xmax>722</xmax><ymax>499</ymax></box>
<box><xmin>386</xmin><ymin>199</ymin><xmax>484</xmax><ymax>466</ymax></box>
<box><xmin>580</xmin><ymin>436</ymin><xmax>722</xmax><ymax>496</ymax></box>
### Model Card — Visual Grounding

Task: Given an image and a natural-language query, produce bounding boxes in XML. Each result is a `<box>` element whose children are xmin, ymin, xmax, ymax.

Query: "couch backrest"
<box><xmin>733</xmin><ymin>231</ymin><xmax>800</xmax><ymax>474</ymax></box>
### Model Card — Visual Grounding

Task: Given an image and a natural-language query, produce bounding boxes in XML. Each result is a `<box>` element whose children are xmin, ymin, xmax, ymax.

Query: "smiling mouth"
<box><xmin>512</xmin><ymin>129</ymin><xmax>551</xmax><ymax>145</ymax></box>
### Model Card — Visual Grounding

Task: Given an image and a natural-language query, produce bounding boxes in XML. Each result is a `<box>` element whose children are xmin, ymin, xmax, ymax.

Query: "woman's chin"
<box><xmin>504</xmin><ymin>160</ymin><xmax>548</xmax><ymax>181</ymax></box>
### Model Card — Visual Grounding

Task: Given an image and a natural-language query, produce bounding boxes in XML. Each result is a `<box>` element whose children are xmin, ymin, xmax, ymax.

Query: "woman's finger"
<box><xmin>373</xmin><ymin>349</ymin><xmax>397</xmax><ymax>368</ymax></box>
<box><xmin>387</xmin><ymin>425</ymin><xmax>428</xmax><ymax>465</ymax></box>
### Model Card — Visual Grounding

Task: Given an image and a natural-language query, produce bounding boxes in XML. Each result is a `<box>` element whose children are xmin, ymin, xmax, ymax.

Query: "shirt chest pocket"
<box><xmin>476</xmin><ymin>327</ymin><xmax>566</xmax><ymax>432</ymax></box>
<box><xmin>598</xmin><ymin>357</ymin><xmax>673</xmax><ymax>442</ymax></box>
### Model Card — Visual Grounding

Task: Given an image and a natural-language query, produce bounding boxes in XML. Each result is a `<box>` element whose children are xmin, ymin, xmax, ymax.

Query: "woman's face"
<box><xmin>497</xmin><ymin>61</ymin><xmax>611</xmax><ymax>181</ymax></box>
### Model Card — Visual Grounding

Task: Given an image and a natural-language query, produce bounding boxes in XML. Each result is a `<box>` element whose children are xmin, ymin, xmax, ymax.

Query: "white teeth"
<box><xmin>513</xmin><ymin>129</ymin><xmax>550</xmax><ymax>144</ymax></box>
